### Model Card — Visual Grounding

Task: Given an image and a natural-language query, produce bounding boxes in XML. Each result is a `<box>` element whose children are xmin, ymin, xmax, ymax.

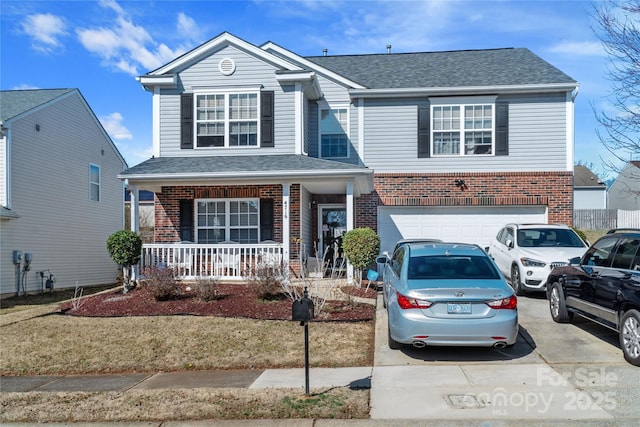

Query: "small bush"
<box><xmin>143</xmin><ymin>266</ymin><xmax>181</xmax><ymax>301</ymax></box>
<box><xmin>245</xmin><ymin>262</ymin><xmax>287</xmax><ymax>300</ymax></box>
<box><xmin>195</xmin><ymin>276</ymin><xmax>221</xmax><ymax>302</ymax></box>
<box><xmin>572</xmin><ymin>227</ymin><xmax>588</xmax><ymax>243</ymax></box>
<box><xmin>342</xmin><ymin>227</ymin><xmax>380</xmax><ymax>286</ymax></box>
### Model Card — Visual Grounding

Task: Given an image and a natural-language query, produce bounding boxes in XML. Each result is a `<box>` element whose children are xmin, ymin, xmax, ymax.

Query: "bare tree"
<box><xmin>591</xmin><ymin>0</ymin><xmax>640</xmax><ymax>172</ymax></box>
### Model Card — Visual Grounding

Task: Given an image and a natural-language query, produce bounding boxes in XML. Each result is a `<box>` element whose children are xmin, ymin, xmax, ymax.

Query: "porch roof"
<box><xmin>118</xmin><ymin>154</ymin><xmax>374</xmax><ymax>196</ymax></box>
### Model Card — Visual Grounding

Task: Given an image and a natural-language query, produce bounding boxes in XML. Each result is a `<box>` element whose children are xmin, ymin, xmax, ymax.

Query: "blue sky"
<box><xmin>0</xmin><ymin>0</ymin><xmax>623</xmax><ymax>179</ymax></box>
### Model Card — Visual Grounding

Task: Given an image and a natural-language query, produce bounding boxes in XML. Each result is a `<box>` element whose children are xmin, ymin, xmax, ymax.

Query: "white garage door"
<box><xmin>378</xmin><ymin>206</ymin><xmax>547</xmax><ymax>254</ymax></box>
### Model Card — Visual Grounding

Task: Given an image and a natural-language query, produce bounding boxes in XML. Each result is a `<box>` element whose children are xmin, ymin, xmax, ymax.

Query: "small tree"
<box><xmin>341</xmin><ymin>227</ymin><xmax>380</xmax><ymax>287</ymax></box>
<box><xmin>106</xmin><ymin>230</ymin><xmax>142</xmax><ymax>293</ymax></box>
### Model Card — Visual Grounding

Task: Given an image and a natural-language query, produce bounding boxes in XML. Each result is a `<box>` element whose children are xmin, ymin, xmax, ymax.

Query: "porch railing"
<box><xmin>141</xmin><ymin>242</ymin><xmax>284</xmax><ymax>280</ymax></box>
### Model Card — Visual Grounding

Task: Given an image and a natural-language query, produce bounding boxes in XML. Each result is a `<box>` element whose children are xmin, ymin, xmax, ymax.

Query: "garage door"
<box><xmin>377</xmin><ymin>206</ymin><xmax>547</xmax><ymax>254</ymax></box>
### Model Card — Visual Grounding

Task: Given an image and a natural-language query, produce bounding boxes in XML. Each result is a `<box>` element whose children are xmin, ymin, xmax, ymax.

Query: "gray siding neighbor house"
<box><xmin>574</xmin><ymin>165</ymin><xmax>607</xmax><ymax>209</ymax></box>
<box><xmin>0</xmin><ymin>89</ymin><xmax>128</xmax><ymax>296</ymax></box>
<box><xmin>120</xmin><ymin>32</ymin><xmax>578</xmax><ymax>281</ymax></box>
<box><xmin>608</xmin><ymin>161</ymin><xmax>640</xmax><ymax>210</ymax></box>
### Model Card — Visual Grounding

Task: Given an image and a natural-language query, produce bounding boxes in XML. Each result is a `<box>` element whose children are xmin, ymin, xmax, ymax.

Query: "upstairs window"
<box><xmin>432</xmin><ymin>103</ymin><xmax>493</xmax><ymax>156</ymax></box>
<box><xmin>89</xmin><ymin>164</ymin><xmax>100</xmax><ymax>202</ymax></box>
<box><xmin>320</xmin><ymin>107</ymin><xmax>349</xmax><ymax>158</ymax></box>
<box><xmin>196</xmin><ymin>92</ymin><xmax>258</xmax><ymax>147</ymax></box>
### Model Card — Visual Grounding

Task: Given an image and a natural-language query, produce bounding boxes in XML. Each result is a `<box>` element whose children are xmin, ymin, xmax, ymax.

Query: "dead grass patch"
<box><xmin>0</xmin><ymin>315</ymin><xmax>374</xmax><ymax>375</ymax></box>
<box><xmin>0</xmin><ymin>387</ymin><xmax>369</xmax><ymax>422</ymax></box>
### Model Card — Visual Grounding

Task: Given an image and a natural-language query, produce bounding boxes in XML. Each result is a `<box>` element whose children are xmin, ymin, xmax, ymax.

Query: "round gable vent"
<box><xmin>219</xmin><ymin>58</ymin><xmax>236</xmax><ymax>76</ymax></box>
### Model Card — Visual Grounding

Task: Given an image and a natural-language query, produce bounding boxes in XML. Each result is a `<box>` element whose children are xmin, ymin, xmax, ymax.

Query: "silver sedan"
<box><xmin>384</xmin><ymin>242</ymin><xmax>518</xmax><ymax>349</ymax></box>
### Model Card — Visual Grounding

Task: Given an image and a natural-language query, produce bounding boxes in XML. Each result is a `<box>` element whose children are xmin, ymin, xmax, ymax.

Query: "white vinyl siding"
<box><xmin>0</xmin><ymin>92</ymin><xmax>126</xmax><ymax>295</ymax></box>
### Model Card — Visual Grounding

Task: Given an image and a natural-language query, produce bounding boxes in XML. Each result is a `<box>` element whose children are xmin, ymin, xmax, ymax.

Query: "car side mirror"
<box><xmin>376</xmin><ymin>254</ymin><xmax>389</xmax><ymax>264</ymax></box>
<box><xmin>569</xmin><ymin>256</ymin><xmax>581</xmax><ymax>265</ymax></box>
<box><xmin>506</xmin><ymin>239</ymin><xmax>514</xmax><ymax>249</ymax></box>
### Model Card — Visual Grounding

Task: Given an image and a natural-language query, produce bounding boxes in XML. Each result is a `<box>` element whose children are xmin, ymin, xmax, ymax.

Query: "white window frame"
<box><xmin>88</xmin><ymin>163</ymin><xmax>100</xmax><ymax>202</ymax></box>
<box><xmin>430</xmin><ymin>96</ymin><xmax>497</xmax><ymax>157</ymax></box>
<box><xmin>195</xmin><ymin>198</ymin><xmax>260</xmax><ymax>243</ymax></box>
<box><xmin>318</xmin><ymin>103</ymin><xmax>350</xmax><ymax>159</ymax></box>
<box><xmin>194</xmin><ymin>89</ymin><xmax>261</xmax><ymax>148</ymax></box>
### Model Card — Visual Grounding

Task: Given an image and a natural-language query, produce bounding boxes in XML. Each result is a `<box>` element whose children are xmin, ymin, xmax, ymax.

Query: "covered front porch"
<box><xmin>120</xmin><ymin>155</ymin><xmax>374</xmax><ymax>282</ymax></box>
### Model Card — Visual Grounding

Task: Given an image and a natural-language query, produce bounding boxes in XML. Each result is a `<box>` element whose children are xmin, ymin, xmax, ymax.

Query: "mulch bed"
<box><xmin>59</xmin><ymin>283</ymin><xmax>377</xmax><ymax>322</ymax></box>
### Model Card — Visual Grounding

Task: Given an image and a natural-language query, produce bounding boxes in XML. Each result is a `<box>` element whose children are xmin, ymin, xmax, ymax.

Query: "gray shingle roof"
<box><xmin>120</xmin><ymin>154</ymin><xmax>369</xmax><ymax>176</ymax></box>
<box><xmin>0</xmin><ymin>89</ymin><xmax>75</xmax><ymax>121</ymax></box>
<box><xmin>574</xmin><ymin>165</ymin><xmax>606</xmax><ymax>187</ymax></box>
<box><xmin>306</xmin><ymin>48</ymin><xmax>576</xmax><ymax>89</ymax></box>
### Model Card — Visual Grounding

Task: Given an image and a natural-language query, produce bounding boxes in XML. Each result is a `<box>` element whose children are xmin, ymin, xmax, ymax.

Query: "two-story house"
<box><xmin>1</xmin><ymin>89</ymin><xmax>128</xmax><ymax>296</ymax></box>
<box><xmin>120</xmin><ymin>32</ymin><xmax>578</xmax><ymax>281</ymax></box>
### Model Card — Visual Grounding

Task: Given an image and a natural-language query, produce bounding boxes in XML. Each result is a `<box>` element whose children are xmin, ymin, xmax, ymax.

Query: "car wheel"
<box><xmin>387</xmin><ymin>323</ymin><xmax>402</xmax><ymax>350</ymax></box>
<box><xmin>619</xmin><ymin>309</ymin><xmax>640</xmax><ymax>366</ymax></box>
<box><xmin>549</xmin><ymin>283</ymin><xmax>572</xmax><ymax>323</ymax></box>
<box><xmin>510</xmin><ymin>264</ymin><xmax>526</xmax><ymax>296</ymax></box>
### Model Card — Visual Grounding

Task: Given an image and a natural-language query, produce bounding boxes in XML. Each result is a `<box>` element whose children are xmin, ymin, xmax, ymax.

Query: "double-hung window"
<box><xmin>196</xmin><ymin>92</ymin><xmax>258</xmax><ymax>147</ymax></box>
<box><xmin>89</xmin><ymin>164</ymin><xmax>100</xmax><ymax>202</ymax></box>
<box><xmin>431</xmin><ymin>97</ymin><xmax>495</xmax><ymax>156</ymax></box>
<box><xmin>320</xmin><ymin>106</ymin><xmax>349</xmax><ymax>158</ymax></box>
<box><xmin>196</xmin><ymin>199</ymin><xmax>259</xmax><ymax>243</ymax></box>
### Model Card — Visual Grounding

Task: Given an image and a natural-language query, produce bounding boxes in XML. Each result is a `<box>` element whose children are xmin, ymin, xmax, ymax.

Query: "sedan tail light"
<box><xmin>485</xmin><ymin>295</ymin><xmax>517</xmax><ymax>310</ymax></box>
<box><xmin>397</xmin><ymin>293</ymin><xmax>433</xmax><ymax>309</ymax></box>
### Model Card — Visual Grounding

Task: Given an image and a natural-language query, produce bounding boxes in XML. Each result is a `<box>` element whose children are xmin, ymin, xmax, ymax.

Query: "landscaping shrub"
<box><xmin>195</xmin><ymin>276</ymin><xmax>221</xmax><ymax>302</ymax></box>
<box><xmin>106</xmin><ymin>230</ymin><xmax>142</xmax><ymax>292</ymax></box>
<box><xmin>143</xmin><ymin>266</ymin><xmax>181</xmax><ymax>301</ymax></box>
<box><xmin>341</xmin><ymin>227</ymin><xmax>380</xmax><ymax>286</ymax></box>
<box><xmin>245</xmin><ymin>262</ymin><xmax>287</xmax><ymax>300</ymax></box>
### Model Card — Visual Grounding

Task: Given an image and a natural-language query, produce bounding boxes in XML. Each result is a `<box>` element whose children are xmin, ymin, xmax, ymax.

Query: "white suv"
<box><xmin>487</xmin><ymin>224</ymin><xmax>588</xmax><ymax>295</ymax></box>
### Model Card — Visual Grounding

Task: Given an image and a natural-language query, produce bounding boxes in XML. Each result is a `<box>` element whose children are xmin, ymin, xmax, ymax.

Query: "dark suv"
<box><xmin>546</xmin><ymin>229</ymin><xmax>640</xmax><ymax>366</ymax></box>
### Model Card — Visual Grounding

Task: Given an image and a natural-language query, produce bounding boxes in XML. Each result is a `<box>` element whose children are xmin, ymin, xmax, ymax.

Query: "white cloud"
<box><xmin>11</xmin><ymin>84</ymin><xmax>40</xmax><ymax>90</ymax></box>
<box><xmin>76</xmin><ymin>1</ymin><xmax>186</xmax><ymax>75</ymax></box>
<box><xmin>20</xmin><ymin>13</ymin><xmax>68</xmax><ymax>53</ymax></box>
<box><xmin>177</xmin><ymin>12</ymin><xmax>202</xmax><ymax>43</ymax></box>
<box><xmin>99</xmin><ymin>112</ymin><xmax>132</xmax><ymax>140</ymax></box>
<box><xmin>549</xmin><ymin>41</ymin><xmax>605</xmax><ymax>57</ymax></box>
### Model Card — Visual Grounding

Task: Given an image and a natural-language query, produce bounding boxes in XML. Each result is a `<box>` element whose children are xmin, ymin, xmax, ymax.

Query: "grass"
<box><xmin>581</xmin><ymin>228</ymin><xmax>608</xmax><ymax>244</ymax></box>
<box><xmin>0</xmin><ymin>283</ymin><xmax>375</xmax><ymax>422</ymax></box>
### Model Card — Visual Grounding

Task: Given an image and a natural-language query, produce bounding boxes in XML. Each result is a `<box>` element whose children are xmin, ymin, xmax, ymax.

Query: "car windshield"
<box><xmin>407</xmin><ymin>255</ymin><xmax>500</xmax><ymax>280</ymax></box>
<box><xmin>516</xmin><ymin>228</ymin><xmax>585</xmax><ymax>248</ymax></box>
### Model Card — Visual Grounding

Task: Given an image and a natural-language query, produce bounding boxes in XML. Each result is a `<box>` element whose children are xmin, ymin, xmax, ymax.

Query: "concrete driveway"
<box><xmin>371</xmin><ymin>293</ymin><xmax>640</xmax><ymax>422</ymax></box>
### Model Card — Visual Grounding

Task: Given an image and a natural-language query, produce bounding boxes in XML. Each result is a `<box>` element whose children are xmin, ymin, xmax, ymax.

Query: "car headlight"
<box><xmin>519</xmin><ymin>257</ymin><xmax>546</xmax><ymax>268</ymax></box>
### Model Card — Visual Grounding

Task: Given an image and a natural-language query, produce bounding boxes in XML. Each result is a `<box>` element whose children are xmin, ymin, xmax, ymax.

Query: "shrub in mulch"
<box><xmin>59</xmin><ymin>283</ymin><xmax>375</xmax><ymax>322</ymax></box>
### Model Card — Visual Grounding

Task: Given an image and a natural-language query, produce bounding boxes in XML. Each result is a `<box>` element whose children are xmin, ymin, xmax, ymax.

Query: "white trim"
<box><xmin>429</xmin><ymin>95</ymin><xmax>498</xmax><ymax>105</ymax></box>
<box><xmin>294</xmin><ymin>82</ymin><xmax>303</xmax><ymax>155</ymax></box>
<box><xmin>349</xmin><ymin>83</ymin><xmax>578</xmax><ymax>98</ymax></box>
<box><xmin>148</xmin><ymin>32</ymin><xmax>303</xmax><ymax>76</ymax></box>
<box><xmin>262</xmin><ymin>41</ymin><xmax>367</xmax><ymax>90</ymax></box>
<box><xmin>358</xmin><ymin>99</ymin><xmax>364</xmax><ymax>166</ymax></box>
<box><xmin>152</xmin><ymin>88</ymin><xmax>161</xmax><ymax>157</ymax></box>
<box><xmin>282</xmin><ymin>183</ymin><xmax>290</xmax><ymax>263</ymax></box>
<box><xmin>566</xmin><ymin>91</ymin><xmax>575</xmax><ymax>172</ymax></box>
<box><xmin>346</xmin><ymin>181</ymin><xmax>354</xmax><ymax>284</ymax></box>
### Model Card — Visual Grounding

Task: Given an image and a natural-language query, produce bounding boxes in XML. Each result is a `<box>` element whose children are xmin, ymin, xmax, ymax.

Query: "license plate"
<box><xmin>447</xmin><ymin>302</ymin><xmax>471</xmax><ymax>314</ymax></box>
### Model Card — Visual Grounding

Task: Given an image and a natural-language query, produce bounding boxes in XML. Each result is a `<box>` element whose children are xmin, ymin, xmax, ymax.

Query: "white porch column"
<box><xmin>346</xmin><ymin>180</ymin><xmax>354</xmax><ymax>283</ymax></box>
<box><xmin>282</xmin><ymin>183</ymin><xmax>290</xmax><ymax>264</ymax></box>
<box><xmin>126</xmin><ymin>182</ymin><xmax>140</xmax><ymax>283</ymax></box>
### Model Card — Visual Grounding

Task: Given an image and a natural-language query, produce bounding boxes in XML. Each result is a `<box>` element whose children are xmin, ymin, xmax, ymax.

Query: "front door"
<box><xmin>318</xmin><ymin>205</ymin><xmax>346</xmax><ymax>262</ymax></box>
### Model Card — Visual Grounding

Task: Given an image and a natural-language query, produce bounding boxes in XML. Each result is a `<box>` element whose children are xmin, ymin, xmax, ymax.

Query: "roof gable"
<box><xmin>574</xmin><ymin>165</ymin><xmax>606</xmax><ymax>187</ymax></box>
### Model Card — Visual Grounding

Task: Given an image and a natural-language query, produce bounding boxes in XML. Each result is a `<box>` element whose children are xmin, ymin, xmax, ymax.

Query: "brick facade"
<box><xmin>355</xmin><ymin>171</ymin><xmax>574</xmax><ymax>231</ymax></box>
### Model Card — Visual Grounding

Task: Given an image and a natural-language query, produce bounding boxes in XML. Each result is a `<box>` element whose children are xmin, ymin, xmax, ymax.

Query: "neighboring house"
<box><xmin>608</xmin><ymin>161</ymin><xmax>640</xmax><ymax>210</ymax></box>
<box><xmin>124</xmin><ymin>189</ymin><xmax>155</xmax><ymax>243</ymax></box>
<box><xmin>0</xmin><ymin>89</ymin><xmax>128</xmax><ymax>297</ymax></box>
<box><xmin>120</xmin><ymin>32</ymin><xmax>578</xmax><ymax>280</ymax></box>
<box><xmin>573</xmin><ymin>165</ymin><xmax>607</xmax><ymax>209</ymax></box>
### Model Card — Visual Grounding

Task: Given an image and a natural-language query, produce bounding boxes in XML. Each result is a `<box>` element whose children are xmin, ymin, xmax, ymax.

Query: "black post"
<box><xmin>304</xmin><ymin>321</ymin><xmax>310</xmax><ymax>396</ymax></box>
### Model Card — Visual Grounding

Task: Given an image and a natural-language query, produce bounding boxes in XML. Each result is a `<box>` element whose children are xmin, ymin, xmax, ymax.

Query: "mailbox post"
<box><xmin>292</xmin><ymin>287</ymin><xmax>314</xmax><ymax>395</ymax></box>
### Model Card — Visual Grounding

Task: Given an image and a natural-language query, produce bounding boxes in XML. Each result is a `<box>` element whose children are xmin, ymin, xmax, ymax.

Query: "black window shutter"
<box><xmin>495</xmin><ymin>101</ymin><xmax>509</xmax><ymax>156</ymax></box>
<box><xmin>181</xmin><ymin>93</ymin><xmax>194</xmax><ymax>149</ymax></box>
<box><xmin>179</xmin><ymin>199</ymin><xmax>194</xmax><ymax>242</ymax></box>
<box><xmin>417</xmin><ymin>104</ymin><xmax>430</xmax><ymax>158</ymax></box>
<box><xmin>260</xmin><ymin>198</ymin><xmax>274</xmax><ymax>241</ymax></box>
<box><xmin>261</xmin><ymin>91</ymin><xmax>274</xmax><ymax>147</ymax></box>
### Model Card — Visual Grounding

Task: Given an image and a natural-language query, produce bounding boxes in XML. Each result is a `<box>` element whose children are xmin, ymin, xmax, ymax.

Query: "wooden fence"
<box><xmin>573</xmin><ymin>209</ymin><xmax>640</xmax><ymax>230</ymax></box>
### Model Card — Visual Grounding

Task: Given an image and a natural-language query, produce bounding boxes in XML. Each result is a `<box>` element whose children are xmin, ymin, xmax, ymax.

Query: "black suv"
<box><xmin>546</xmin><ymin>229</ymin><xmax>640</xmax><ymax>366</ymax></box>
